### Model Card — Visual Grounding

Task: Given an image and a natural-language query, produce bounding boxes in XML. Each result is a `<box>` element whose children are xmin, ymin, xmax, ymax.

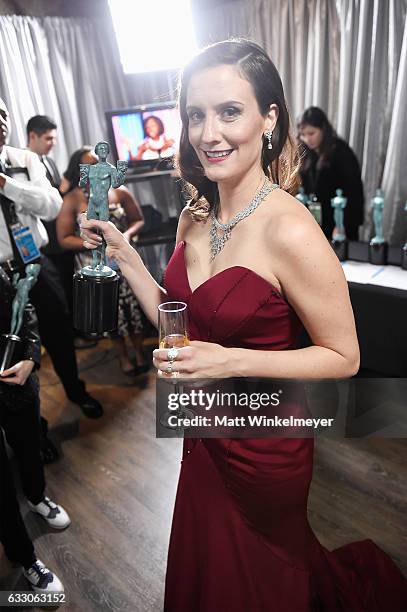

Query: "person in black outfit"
<box><xmin>0</xmin><ymin>267</ymin><xmax>68</xmax><ymax>593</ymax></box>
<box><xmin>0</xmin><ymin>100</ymin><xmax>103</xmax><ymax>438</ymax></box>
<box><xmin>298</xmin><ymin>107</ymin><xmax>364</xmax><ymax>240</ymax></box>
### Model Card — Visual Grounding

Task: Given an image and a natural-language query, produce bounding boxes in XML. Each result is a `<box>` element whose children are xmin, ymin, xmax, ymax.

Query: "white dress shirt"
<box><xmin>0</xmin><ymin>145</ymin><xmax>62</xmax><ymax>262</ymax></box>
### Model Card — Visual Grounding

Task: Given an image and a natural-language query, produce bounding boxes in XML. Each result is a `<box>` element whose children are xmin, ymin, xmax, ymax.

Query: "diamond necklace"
<box><xmin>209</xmin><ymin>177</ymin><xmax>278</xmax><ymax>261</ymax></box>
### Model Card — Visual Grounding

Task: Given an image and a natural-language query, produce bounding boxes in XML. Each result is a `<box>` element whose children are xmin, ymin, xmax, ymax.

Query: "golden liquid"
<box><xmin>159</xmin><ymin>334</ymin><xmax>189</xmax><ymax>377</ymax></box>
<box><xmin>159</xmin><ymin>334</ymin><xmax>189</xmax><ymax>349</ymax></box>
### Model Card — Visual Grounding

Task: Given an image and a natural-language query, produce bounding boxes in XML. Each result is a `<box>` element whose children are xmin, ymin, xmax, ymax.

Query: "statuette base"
<box><xmin>331</xmin><ymin>239</ymin><xmax>348</xmax><ymax>262</ymax></box>
<box><xmin>73</xmin><ymin>270</ymin><xmax>119</xmax><ymax>334</ymax></box>
<box><xmin>369</xmin><ymin>241</ymin><xmax>388</xmax><ymax>266</ymax></box>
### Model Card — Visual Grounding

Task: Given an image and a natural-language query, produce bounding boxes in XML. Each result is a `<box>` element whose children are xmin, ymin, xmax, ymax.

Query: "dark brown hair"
<box><xmin>63</xmin><ymin>146</ymin><xmax>93</xmax><ymax>194</ymax></box>
<box><xmin>176</xmin><ymin>39</ymin><xmax>300</xmax><ymax>220</ymax></box>
<box><xmin>26</xmin><ymin>115</ymin><xmax>56</xmax><ymax>138</ymax></box>
<box><xmin>297</xmin><ymin>106</ymin><xmax>337</xmax><ymax>170</ymax></box>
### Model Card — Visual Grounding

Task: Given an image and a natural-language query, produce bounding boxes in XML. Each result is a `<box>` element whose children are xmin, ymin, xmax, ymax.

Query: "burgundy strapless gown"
<box><xmin>163</xmin><ymin>241</ymin><xmax>407</xmax><ymax>612</ymax></box>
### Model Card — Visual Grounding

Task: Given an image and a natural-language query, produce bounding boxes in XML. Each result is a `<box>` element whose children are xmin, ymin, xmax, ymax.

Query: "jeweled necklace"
<box><xmin>209</xmin><ymin>176</ymin><xmax>278</xmax><ymax>261</ymax></box>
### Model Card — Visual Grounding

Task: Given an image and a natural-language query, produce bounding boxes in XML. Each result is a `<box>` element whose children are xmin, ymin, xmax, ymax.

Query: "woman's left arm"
<box><xmin>117</xmin><ymin>186</ymin><xmax>145</xmax><ymax>242</ymax></box>
<box><xmin>153</xmin><ymin>213</ymin><xmax>360</xmax><ymax>379</ymax></box>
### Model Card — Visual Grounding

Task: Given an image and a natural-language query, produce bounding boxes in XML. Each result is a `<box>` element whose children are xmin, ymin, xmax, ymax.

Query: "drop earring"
<box><xmin>264</xmin><ymin>130</ymin><xmax>273</xmax><ymax>150</ymax></box>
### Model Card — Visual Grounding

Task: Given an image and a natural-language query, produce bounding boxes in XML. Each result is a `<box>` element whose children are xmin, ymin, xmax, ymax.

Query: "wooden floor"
<box><xmin>0</xmin><ymin>339</ymin><xmax>406</xmax><ymax>611</ymax></box>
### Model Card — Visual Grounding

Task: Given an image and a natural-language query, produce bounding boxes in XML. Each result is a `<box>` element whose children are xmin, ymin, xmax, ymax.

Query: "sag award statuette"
<box><xmin>73</xmin><ymin>141</ymin><xmax>128</xmax><ymax>334</ymax></box>
<box><xmin>0</xmin><ymin>263</ymin><xmax>41</xmax><ymax>373</ymax></box>
<box><xmin>402</xmin><ymin>201</ymin><xmax>407</xmax><ymax>271</ymax></box>
<box><xmin>308</xmin><ymin>194</ymin><xmax>322</xmax><ymax>226</ymax></box>
<box><xmin>295</xmin><ymin>186</ymin><xmax>309</xmax><ymax>207</ymax></box>
<box><xmin>330</xmin><ymin>189</ymin><xmax>348</xmax><ymax>261</ymax></box>
<box><xmin>369</xmin><ymin>188</ymin><xmax>388</xmax><ymax>265</ymax></box>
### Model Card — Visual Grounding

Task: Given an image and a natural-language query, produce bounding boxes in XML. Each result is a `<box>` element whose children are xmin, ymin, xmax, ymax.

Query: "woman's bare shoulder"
<box><xmin>113</xmin><ymin>184</ymin><xmax>134</xmax><ymax>198</ymax></box>
<box><xmin>62</xmin><ymin>188</ymin><xmax>78</xmax><ymax>207</ymax></box>
<box><xmin>265</xmin><ymin>189</ymin><xmax>323</xmax><ymax>248</ymax></box>
<box><xmin>262</xmin><ymin>190</ymin><xmax>343</xmax><ymax>292</ymax></box>
<box><xmin>176</xmin><ymin>205</ymin><xmax>209</xmax><ymax>243</ymax></box>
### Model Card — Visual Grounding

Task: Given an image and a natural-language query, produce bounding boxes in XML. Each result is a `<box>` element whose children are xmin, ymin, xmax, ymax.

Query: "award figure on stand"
<box><xmin>308</xmin><ymin>194</ymin><xmax>322</xmax><ymax>226</ymax></box>
<box><xmin>0</xmin><ymin>263</ymin><xmax>41</xmax><ymax>373</ymax></box>
<box><xmin>402</xmin><ymin>201</ymin><xmax>407</xmax><ymax>271</ymax></box>
<box><xmin>369</xmin><ymin>188</ymin><xmax>387</xmax><ymax>265</ymax></box>
<box><xmin>331</xmin><ymin>189</ymin><xmax>348</xmax><ymax>261</ymax></box>
<box><xmin>296</xmin><ymin>187</ymin><xmax>309</xmax><ymax>207</ymax></box>
<box><xmin>73</xmin><ymin>141</ymin><xmax>128</xmax><ymax>334</ymax></box>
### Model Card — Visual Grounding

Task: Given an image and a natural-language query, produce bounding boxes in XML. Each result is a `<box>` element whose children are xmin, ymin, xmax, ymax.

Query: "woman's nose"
<box><xmin>200</xmin><ymin>116</ymin><xmax>221</xmax><ymax>145</ymax></box>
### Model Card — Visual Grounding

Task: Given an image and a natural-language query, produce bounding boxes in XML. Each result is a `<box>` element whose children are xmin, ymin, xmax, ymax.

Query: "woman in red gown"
<box><xmin>80</xmin><ymin>40</ymin><xmax>407</xmax><ymax>611</ymax></box>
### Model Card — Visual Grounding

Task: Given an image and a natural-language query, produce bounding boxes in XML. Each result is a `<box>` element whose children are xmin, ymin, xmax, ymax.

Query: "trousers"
<box><xmin>0</xmin><ymin>374</ymin><xmax>45</xmax><ymax>568</ymax></box>
<box><xmin>29</xmin><ymin>255</ymin><xmax>85</xmax><ymax>401</ymax></box>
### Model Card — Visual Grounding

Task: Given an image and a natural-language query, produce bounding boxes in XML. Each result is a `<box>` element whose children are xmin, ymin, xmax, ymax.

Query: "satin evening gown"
<box><xmin>163</xmin><ymin>241</ymin><xmax>407</xmax><ymax>612</ymax></box>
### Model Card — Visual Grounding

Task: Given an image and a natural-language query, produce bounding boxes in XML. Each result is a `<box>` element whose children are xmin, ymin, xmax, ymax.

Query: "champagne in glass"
<box><xmin>159</xmin><ymin>334</ymin><xmax>189</xmax><ymax>349</ymax></box>
<box><xmin>157</xmin><ymin>301</ymin><xmax>194</xmax><ymax>428</ymax></box>
<box><xmin>158</xmin><ymin>302</ymin><xmax>189</xmax><ymax>377</ymax></box>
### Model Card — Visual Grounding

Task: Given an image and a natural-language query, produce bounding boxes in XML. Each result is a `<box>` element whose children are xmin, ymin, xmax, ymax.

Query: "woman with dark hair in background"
<box><xmin>136</xmin><ymin>115</ymin><xmax>175</xmax><ymax>160</ymax></box>
<box><xmin>80</xmin><ymin>40</ymin><xmax>407</xmax><ymax>611</ymax></box>
<box><xmin>57</xmin><ymin>147</ymin><xmax>149</xmax><ymax>376</ymax></box>
<box><xmin>298</xmin><ymin>106</ymin><xmax>364</xmax><ymax>240</ymax></box>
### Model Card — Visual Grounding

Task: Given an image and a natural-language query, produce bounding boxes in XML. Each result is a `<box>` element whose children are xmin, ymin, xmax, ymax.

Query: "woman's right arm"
<box><xmin>79</xmin><ymin>206</ymin><xmax>192</xmax><ymax>328</ymax></box>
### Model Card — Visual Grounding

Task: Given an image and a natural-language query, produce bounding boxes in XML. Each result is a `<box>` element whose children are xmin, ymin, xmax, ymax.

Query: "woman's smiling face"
<box><xmin>186</xmin><ymin>64</ymin><xmax>275</xmax><ymax>184</ymax></box>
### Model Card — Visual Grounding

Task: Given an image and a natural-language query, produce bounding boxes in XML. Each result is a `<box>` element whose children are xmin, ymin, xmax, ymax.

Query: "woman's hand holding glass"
<box><xmin>153</xmin><ymin>340</ymin><xmax>231</xmax><ymax>378</ymax></box>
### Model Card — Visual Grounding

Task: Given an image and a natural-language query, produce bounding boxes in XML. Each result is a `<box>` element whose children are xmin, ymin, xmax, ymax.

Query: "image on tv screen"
<box><xmin>111</xmin><ymin>107</ymin><xmax>182</xmax><ymax>163</ymax></box>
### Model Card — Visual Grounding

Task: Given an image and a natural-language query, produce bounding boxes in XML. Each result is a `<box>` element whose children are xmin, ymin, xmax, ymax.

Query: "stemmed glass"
<box><xmin>158</xmin><ymin>301</ymin><xmax>194</xmax><ymax>429</ymax></box>
<box><xmin>158</xmin><ymin>302</ymin><xmax>189</xmax><ymax>374</ymax></box>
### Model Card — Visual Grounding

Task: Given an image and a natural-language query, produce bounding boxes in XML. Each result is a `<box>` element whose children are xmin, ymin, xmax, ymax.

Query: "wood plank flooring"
<box><xmin>1</xmin><ymin>339</ymin><xmax>406</xmax><ymax>611</ymax></box>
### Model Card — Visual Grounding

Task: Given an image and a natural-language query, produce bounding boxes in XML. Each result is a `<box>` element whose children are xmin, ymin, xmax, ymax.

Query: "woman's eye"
<box><xmin>221</xmin><ymin>107</ymin><xmax>240</xmax><ymax>120</ymax></box>
<box><xmin>188</xmin><ymin>110</ymin><xmax>203</xmax><ymax>123</ymax></box>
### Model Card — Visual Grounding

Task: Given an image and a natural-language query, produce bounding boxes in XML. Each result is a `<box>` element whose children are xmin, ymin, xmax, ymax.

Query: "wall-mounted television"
<box><xmin>105</xmin><ymin>102</ymin><xmax>182</xmax><ymax>170</ymax></box>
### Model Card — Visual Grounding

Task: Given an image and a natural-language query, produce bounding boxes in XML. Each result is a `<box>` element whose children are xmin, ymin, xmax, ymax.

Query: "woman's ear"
<box><xmin>265</xmin><ymin>103</ymin><xmax>279</xmax><ymax>132</ymax></box>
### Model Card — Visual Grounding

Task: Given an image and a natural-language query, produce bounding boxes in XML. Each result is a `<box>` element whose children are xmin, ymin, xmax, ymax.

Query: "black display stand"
<box><xmin>73</xmin><ymin>271</ymin><xmax>119</xmax><ymax>335</ymax></box>
<box><xmin>368</xmin><ymin>241</ymin><xmax>388</xmax><ymax>265</ymax></box>
<box><xmin>331</xmin><ymin>239</ymin><xmax>348</xmax><ymax>261</ymax></box>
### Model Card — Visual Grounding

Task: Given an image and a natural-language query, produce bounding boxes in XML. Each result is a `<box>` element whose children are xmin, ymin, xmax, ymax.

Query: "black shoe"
<box><xmin>71</xmin><ymin>393</ymin><xmax>103</xmax><ymax>419</ymax></box>
<box><xmin>40</xmin><ymin>436</ymin><xmax>60</xmax><ymax>464</ymax></box>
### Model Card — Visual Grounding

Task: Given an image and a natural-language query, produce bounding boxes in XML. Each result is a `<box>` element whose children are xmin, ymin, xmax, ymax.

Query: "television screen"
<box><xmin>106</xmin><ymin>103</ymin><xmax>182</xmax><ymax>167</ymax></box>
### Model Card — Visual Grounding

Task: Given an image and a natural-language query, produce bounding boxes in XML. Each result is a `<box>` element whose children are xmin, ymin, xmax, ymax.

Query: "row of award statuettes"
<box><xmin>295</xmin><ymin>187</ymin><xmax>407</xmax><ymax>268</ymax></box>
